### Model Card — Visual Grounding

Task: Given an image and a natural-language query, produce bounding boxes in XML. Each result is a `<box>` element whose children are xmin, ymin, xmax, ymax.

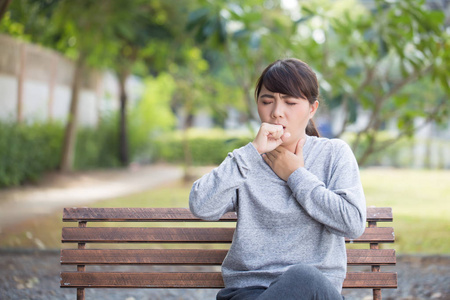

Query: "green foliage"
<box><xmin>187</xmin><ymin>0</ymin><xmax>296</xmax><ymax>121</ymax></box>
<box><xmin>0</xmin><ymin>11</ymin><xmax>28</xmax><ymax>38</ymax></box>
<box><xmin>0</xmin><ymin>121</ymin><xmax>63</xmax><ymax>187</ymax></box>
<box><xmin>128</xmin><ymin>73</ymin><xmax>177</xmax><ymax>162</ymax></box>
<box><xmin>291</xmin><ymin>0</ymin><xmax>450</xmax><ymax>165</ymax></box>
<box><xmin>74</xmin><ymin>114</ymin><xmax>121</xmax><ymax>170</ymax></box>
<box><xmin>152</xmin><ymin>130</ymin><xmax>251</xmax><ymax>165</ymax></box>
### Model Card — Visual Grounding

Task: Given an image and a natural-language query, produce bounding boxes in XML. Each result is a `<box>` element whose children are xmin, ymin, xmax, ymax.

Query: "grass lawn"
<box><xmin>359</xmin><ymin>168</ymin><xmax>450</xmax><ymax>254</ymax></box>
<box><xmin>1</xmin><ymin>168</ymin><xmax>449</xmax><ymax>254</ymax></box>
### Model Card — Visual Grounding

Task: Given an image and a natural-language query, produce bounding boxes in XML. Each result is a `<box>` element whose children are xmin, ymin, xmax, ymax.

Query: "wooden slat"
<box><xmin>60</xmin><ymin>272</ymin><xmax>225</xmax><ymax>288</ymax></box>
<box><xmin>63</xmin><ymin>208</ymin><xmax>237</xmax><ymax>222</ymax></box>
<box><xmin>61</xmin><ymin>249</ymin><xmax>396</xmax><ymax>266</ymax></box>
<box><xmin>343</xmin><ymin>272</ymin><xmax>397</xmax><ymax>289</ymax></box>
<box><xmin>61</xmin><ymin>249</ymin><xmax>228</xmax><ymax>265</ymax></box>
<box><xmin>347</xmin><ymin>249</ymin><xmax>396</xmax><ymax>265</ymax></box>
<box><xmin>62</xmin><ymin>227</ymin><xmax>235</xmax><ymax>243</ymax></box>
<box><xmin>62</xmin><ymin>226</ymin><xmax>394</xmax><ymax>244</ymax></box>
<box><xmin>366</xmin><ymin>207</ymin><xmax>393</xmax><ymax>222</ymax></box>
<box><xmin>63</xmin><ymin>207</ymin><xmax>392</xmax><ymax>223</ymax></box>
<box><xmin>60</xmin><ymin>272</ymin><xmax>397</xmax><ymax>289</ymax></box>
<box><xmin>345</xmin><ymin>227</ymin><xmax>394</xmax><ymax>243</ymax></box>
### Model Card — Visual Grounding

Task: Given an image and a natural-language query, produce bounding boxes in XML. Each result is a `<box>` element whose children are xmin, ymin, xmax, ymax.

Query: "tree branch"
<box><xmin>352</xmin><ymin>63</ymin><xmax>433</xmax><ymax>156</ymax></box>
<box><xmin>362</xmin><ymin>63</ymin><xmax>433</xmax><ymax>134</ymax></box>
<box><xmin>372</xmin><ymin>99</ymin><xmax>446</xmax><ymax>154</ymax></box>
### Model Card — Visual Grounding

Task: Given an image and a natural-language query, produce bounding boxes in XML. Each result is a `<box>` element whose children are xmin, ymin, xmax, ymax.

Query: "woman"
<box><xmin>189</xmin><ymin>58</ymin><xmax>366</xmax><ymax>299</ymax></box>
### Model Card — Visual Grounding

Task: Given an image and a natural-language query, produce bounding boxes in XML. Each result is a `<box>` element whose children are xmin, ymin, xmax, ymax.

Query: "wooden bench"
<box><xmin>60</xmin><ymin>207</ymin><xmax>397</xmax><ymax>300</ymax></box>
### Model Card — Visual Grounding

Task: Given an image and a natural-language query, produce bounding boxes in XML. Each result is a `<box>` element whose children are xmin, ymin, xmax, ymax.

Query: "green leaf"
<box><xmin>187</xmin><ymin>7</ymin><xmax>210</xmax><ymax>28</ymax></box>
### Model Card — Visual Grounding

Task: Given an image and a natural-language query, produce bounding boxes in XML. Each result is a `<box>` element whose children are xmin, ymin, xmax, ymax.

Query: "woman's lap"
<box><xmin>217</xmin><ymin>264</ymin><xmax>344</xmax><ymax>300</ymax></box>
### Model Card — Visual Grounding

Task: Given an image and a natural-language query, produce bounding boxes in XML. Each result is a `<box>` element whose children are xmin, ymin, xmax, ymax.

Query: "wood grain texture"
<box><xmin>61</xmin><ymin>249</ymin><xmax>228</xmax><ymax>265</ymax></box>
<box><xmin>63</xmin><ymin>207</ymin><xmax>236</xmax><ymax>222</ymax></box>
<box><xmin>343</xmin><ymin>272</ymin><xmax>398</xmax><ymax>289</ymax></box>
<box><xmin>61</xmin><ymin>226</ymin><xmax>394</xmax><ymax>244</ymax></box>
<box><xmin>348</xmin><ymin>227</ymin><xmax>394</xmax><ymax>243</ymax></box>
<box><xmin>63</xmin><ymin>207</ymin><xmax>392</xmax><ymax>222</ymax></box>
<box><xmin>61</xmin><ymin>249</ymin><xmax>396</xmax><ymax>266</ymax></box>
<box><xmin>60</xmin><ymin>206</ymin><xmax>398</xmax><ymax>297</ymax></box>
<box><xmin>62</xmin><ymin>227</ymin><xmax>235</xmax><ymax>243</ymax></box>
<box><xmin>61</xmin><ymin>272</ymin><xmax>224</xmax><ymax>288</ymax></box>
<box><xmin>60</xmin><ymin>272</ymin><xmax>397</xmax><ymax>289</ymax></box>
<box><xmin>346</xmin><ymin>249</ymin><xmax>396</xmax><ymax>265</ymax></box>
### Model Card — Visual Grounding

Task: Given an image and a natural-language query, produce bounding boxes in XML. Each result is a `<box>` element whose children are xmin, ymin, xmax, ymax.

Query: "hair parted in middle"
<box><xmin>254</xmin><ymin>58</ymin><xmax>321</xmax><ymax>137</ymax></box>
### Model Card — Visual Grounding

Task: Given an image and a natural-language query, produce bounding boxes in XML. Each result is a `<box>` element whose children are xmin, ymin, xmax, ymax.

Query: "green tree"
<box><xmin>294</xmin><ymin>0</ymin><xmax>449</xmax><ymax>165</ymax></box>
<box><xmin>49</xmin><ymin>1</ymin><xmax>124</xmax><ymax>171</ymax></box>
<box><xmin>109</xmin><ymin>0</ymin><xmax>183</xmax><ymax>166</ymax></box>
<box><xmin>187</xmin><ymin>0</ymin><xmax>295</xmax><ymax>122</ymax></box>
<box><xmin>0</xmin><ymin>0</ymin><xmax>12</xmax><ymax>21</ymax></box>
<box><xmin>190</xmin><ymin>0</ymin><xmax>449</xmax><ymax>166</ymax></box>
<box><xmin>1</xmin><ymin>0</ymin><xmax>188</xmax><ymax>169</ymax></box>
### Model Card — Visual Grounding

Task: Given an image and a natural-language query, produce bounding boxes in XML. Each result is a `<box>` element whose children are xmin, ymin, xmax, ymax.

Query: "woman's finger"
<box><xmin>264</xmin><ymin>123</ymin><xmax>284</xmax><ymax>139</ymax></box>
<box><xmin>262</xmin><ymin>154</ymin><xmax>272</xmax><ymax>166</ymax></box>
<box><xmin>265</xmin><ymin>151</ymin><xmax>277</xmax><ymax>160</ymax></box>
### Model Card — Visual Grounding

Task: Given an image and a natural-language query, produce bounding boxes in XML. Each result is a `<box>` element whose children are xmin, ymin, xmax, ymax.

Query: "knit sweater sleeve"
<box><xmin>287</xmin><ymin>140</ymin><xmax>366</xmax><ymax>239</ymax></box>
<box><xmin>189</xmin><ymin>143</ymin><xmax>260</xmax><ymax>221</ymax></box>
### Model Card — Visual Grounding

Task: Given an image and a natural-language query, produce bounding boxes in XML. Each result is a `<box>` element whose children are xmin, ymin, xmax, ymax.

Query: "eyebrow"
<box><xmin>259</xmin><ymin>94</ymin><xmax>275</xmax><ymax>99</ymax></box>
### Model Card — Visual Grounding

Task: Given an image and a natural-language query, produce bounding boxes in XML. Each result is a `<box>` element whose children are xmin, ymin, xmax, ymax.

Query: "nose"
<box><xmin>271</xmin><ymin>100</ymin><xmax>284</xmax><ymax>119</ymax></box>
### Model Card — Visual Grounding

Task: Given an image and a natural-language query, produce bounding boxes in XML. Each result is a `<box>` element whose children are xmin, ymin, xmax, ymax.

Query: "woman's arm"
<box><xmin>189</xmin><ymin>143</ymin><xmax>261</xmax><ymax>221</ymax></box>
<box><xmin>287</xmin><ymin>142</ymin><xmax>366</xmax><ymax>239</ymax></box>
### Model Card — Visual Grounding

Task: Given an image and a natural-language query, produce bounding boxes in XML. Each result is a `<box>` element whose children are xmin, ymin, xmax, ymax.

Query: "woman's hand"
<box><xmin>252</xmin><ymin>123</ymin><xmax>291</xmax><ymax>154</ymax></box>
<box><xmin>263</xmin><ymin>138</ymin><xmax>306</xmax><ymax>181</ymax></box>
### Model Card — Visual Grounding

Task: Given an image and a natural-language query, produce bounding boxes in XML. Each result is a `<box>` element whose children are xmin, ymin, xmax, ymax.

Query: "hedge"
<box><xmin>151</xmin><ymin>135</ymin><xmax>252</xmax><ymax>165</ymax></box>
<box><xmin>0</xmin><ymin>121</ymin><xmax>63</xmax><ymax>187</ymax></box>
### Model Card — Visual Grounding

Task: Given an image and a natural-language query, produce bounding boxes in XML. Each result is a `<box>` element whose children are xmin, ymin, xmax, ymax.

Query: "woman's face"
<box><xmin>257</xmin><ymin>85</ymin><xmax>318</xmax><ymax>151</ymax></box>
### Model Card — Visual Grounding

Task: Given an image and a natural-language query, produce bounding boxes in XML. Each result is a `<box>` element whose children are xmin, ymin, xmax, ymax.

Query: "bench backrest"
<box><xmin>60</xmin><ymin>207</ymin><xmax>397</xmax><ymax>300</ymax></box>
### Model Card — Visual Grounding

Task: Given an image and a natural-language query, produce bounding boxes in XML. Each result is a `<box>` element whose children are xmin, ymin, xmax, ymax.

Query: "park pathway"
<box><xmin>0</xmin><ymin>163</ymin><xmax>183</xmax><ymax>232</ymax></box>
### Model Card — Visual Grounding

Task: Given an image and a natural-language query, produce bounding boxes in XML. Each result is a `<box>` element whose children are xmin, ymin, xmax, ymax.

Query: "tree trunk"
<box><xmin>0</xmin><ymin>0</ymin><xmax>12</xmax><ymax>21</ymax></box>
<box><xmin>60</xmin><ymin>56</ymin><xmax>84</xmax><ymax>172</ymax></box>
<box><xmin>182</xmin><ymin>105</ymin><xmax>194</xmax><ymax>183</ymax></box>
<box><xmin>16</xmin><ymin>43</ymin><xmax>26</xmax><ymax>123</ymax></box>
<box><xmin>118</xmin><ymin>71</ymin><xmax>129</xmax><ymax>166</ymax></box>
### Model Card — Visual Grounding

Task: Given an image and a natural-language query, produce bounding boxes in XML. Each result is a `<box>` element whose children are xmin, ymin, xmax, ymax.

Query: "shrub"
<box><xmin>74</xmin><ymin>114</ymin><xmax>121</xmax><ymax>169</ymax></box>
<box><xmin>151</xmin><ymin>130</ymin><xmax>252</xmax><ymax>165</ymax></box>
<box><xmin>0</xmin><ymin>121</ymin><xmax>63</xmax><ymax>187</ymax></box>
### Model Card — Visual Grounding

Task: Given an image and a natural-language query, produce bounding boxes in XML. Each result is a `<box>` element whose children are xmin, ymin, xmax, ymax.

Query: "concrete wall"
<box><xmin>0</xmin><ymin>34</ymin><xmax>142</xmax><ymax>126</ymax></box>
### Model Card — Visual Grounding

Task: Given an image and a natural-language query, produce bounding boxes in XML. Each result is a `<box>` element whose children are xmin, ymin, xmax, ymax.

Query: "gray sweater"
<box><xmin>189</xmin><ymin>135</ymin><xmax>366</xmax><ymax>292</ymax></box>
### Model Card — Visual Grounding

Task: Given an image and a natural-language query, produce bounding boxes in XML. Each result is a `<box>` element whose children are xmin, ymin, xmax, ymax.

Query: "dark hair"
<box><xmin>255</xmin><ymin>58</ymin><xmax>320</xmax><ymax>137</ymax></box>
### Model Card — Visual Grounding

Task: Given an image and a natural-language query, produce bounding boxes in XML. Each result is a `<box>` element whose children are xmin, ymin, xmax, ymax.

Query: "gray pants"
<box><xmin>216</xmin><ymin>264</ymin><xmax>344</xmax><ymax>300</ymax></box>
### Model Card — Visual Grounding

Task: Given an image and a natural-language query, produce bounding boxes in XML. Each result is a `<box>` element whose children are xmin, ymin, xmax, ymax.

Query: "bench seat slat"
<box><xmin>344</xmin><ymin>272</ymin><xmax>398</xmax><ymax>288</ymax></box>
<box><xmin>63</xmin><ymin>207</ymin><xmax>392</xmax><ymax>222</ymax></box>
<box><xmin>61</xmin><ymin>249</ymin><xmax>396</xmax><ymax>265</ymax></box>
<box><xmin>347</xmin><ymin>249</ymin><xmax>396</xmax><ymax>265</ymax></box>
<box><xmin>61</xmin><ymin>249</ymin><xmax>228</xmax><ymax>265</ymax></box>
<box><xmin>60</xmin><ymin>272</ymin><xmax>397</xmax><ymax>289</ymax></box>
<box><xmin>60</xmin><ymin>272</ymin><xmax>224</xmax><ymax>288</ymax></box>
<box><xmin>62</xmin><ymin>227</ymin><xmax>235</xmax><ymax>243</ymax></box>
<box><xmin>63</xmin><ymin>208</ymin><xmax>237</xmax><ymax>222</ymax></box>
<box><xmin>61</xmin><ymin>227</ymin><xmax>394</xmax><ymax>244</ymax></box>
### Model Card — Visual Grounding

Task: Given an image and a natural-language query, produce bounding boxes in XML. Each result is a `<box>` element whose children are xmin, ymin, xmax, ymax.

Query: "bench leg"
<box><xmin>373</xmin><ymin>288</ymin><xmax>381</xmax><ymax>300</ymax></box>
<box><xmin>77</xmin><ymin>287</ymin><xmax>85</xmax><ymax>300</ymax></box>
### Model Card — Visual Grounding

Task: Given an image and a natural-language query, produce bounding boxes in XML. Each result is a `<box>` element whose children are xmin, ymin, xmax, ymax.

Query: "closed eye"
<box><xmin>281</xmin><ymin>95</ymin><xmax>301</xmax><ymax>105</ymax></box>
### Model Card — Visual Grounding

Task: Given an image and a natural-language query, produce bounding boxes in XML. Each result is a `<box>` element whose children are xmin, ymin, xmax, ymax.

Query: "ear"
<box><xmin>309</xmin><ymin>101</ymin><xmax>319</xmax><ymax>118</ymax></box>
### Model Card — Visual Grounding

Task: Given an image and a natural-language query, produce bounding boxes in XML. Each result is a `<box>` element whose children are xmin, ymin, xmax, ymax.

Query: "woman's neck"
<box><xmin>284</xmin><ymin>134</ymin><xmax>308</xmax><ymax>153</ymax></box>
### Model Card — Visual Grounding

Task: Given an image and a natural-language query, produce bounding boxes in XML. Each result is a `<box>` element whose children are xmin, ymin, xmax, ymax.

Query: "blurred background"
<box><xmin>0</xmin><ymin>0</ymin><xmax>449</xmax><ymax>299</ymax></box>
